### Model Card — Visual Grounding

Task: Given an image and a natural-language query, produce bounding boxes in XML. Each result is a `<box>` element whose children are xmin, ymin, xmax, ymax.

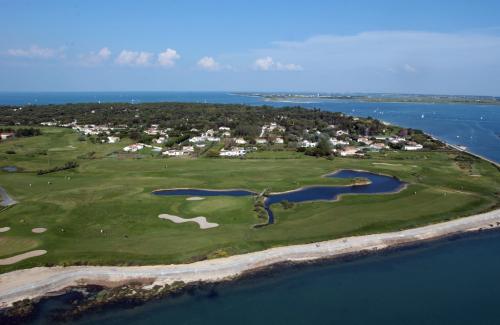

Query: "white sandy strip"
<box><xmin>31</xmin><ymin>228</ymin><xmax>47</xmax><ymax>234</ymax></box>
<box><xmin>0</xmin><ymin>209</ymin><xmax>499</xmax><ymax>307</ymax></box>
<box><xmin>186</xmin><ymin>197</ymin><xmax>205</xmax><ymax>201</ymax></box>
<box><xmin>159</xmin><ymin>214</ymin><xmax>218</xmax><ymax>229</ymax></box>
<box><xmin>0</xmin><ymin>250</ymin><xmax>47</xmax><ymax>266</ymax></box>
<box><xmin>0</xmin><ymin>227</ymin><xmax>10</xmax><ymax>233</ymax></box>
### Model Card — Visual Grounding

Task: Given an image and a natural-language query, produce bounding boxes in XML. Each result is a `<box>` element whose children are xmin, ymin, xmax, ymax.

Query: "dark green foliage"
<box><xmin>37</xmin><ymin>161</ymin><xmax>79</xmax><ymax>175</ymax></box>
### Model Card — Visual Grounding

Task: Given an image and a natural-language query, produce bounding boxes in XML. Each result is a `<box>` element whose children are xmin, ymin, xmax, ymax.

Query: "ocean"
<box><xmin>1</xmin><ymin>91</ymin><xmax>498</xmax><ymax>162</ymax></box>
<box><xmin>1</xmin><ymin>91</ymin><xmax>499</xmax><ymax>324</ymax></box>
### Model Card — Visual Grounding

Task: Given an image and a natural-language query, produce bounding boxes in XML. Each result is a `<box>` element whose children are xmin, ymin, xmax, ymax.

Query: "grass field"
<box><xmin>0</xmin><ymin>127</ymin><xmax>498</xmax><ymax>273</ymax></box>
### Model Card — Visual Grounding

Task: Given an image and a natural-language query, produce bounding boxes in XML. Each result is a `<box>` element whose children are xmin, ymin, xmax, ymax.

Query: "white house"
<box><xmin>219</xmin><ymin>126</ymin><xmax>231</xmax><ymax>131</ymax></box>
<box><xmin>274</xmin><ymin>137</ymin><xmax>284</xmax><ymax>144</ymax></box>
<box><xmin>220</xmin><ymin>147</ymin><xmax>246</xmax><ymax>157</ymax></box>
<box><xmin>154</xmin><ymin>136</ymin><xmax>167</xmax><ymax>144</ymax></box>
<box><xmin>123</xmin><ymin>143</ymin><xmax>144</xmax><ymax>152</ymax></box>
<box><xmin>336</xmin><ymin>130</ymin><xmax>349</xmax><ymax>136</ymax></box>
<box><xmin>0</xmin><ymin>132</ymin><xmax>15</xmax><ymax>140</ymax></box>
<box><xmin>162</xmin><ymin>150</ymin><xmax>185</xmax><ymax>156</ymax></box>
<box><xmin>300</xmin><ymin>140</ymin><xmax>317</xmax><ymax>148</ymax></box>
<box><xmin>256</xmin><ymin>138</ymin><xmax>268</xmax><ymax>144</ymax></box>
<box><xmin>404</xmin><ymin>143</ymin><xmax>423</xmax><ymax>151</ymax></box>
<box><xmin>235</xmin><ymin>138</ymin><xmax>247</xmax><ymax>145</ymax></box>
<box><xmin>107</xmin><ymin>136</ymin><xmax>120</xmax><ymax>144</ymax></box>
<box><xmin>329</xmin><ymin>138</ymin><xmax>349</xmax><ymax>146</ymax></box>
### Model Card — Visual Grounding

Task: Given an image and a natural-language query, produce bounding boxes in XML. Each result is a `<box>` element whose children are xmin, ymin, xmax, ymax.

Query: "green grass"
<box><xmin>0</xmin><ymin>128</ymin><xmax>499</xmax><ymax>273</ymax></box>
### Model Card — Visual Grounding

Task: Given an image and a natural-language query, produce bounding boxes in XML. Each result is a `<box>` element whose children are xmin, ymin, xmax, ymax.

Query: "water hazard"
<box><xmin>153</xmin><ymin>170</ymin><xmax>405</xmax><ymax>225</ymax></box>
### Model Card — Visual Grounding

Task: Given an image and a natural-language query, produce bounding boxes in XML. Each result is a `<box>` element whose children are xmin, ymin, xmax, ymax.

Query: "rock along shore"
<box><xmin>0</xmin><ymin>208</ymin><xmax>499</xmax><ymax>308</ymax></box>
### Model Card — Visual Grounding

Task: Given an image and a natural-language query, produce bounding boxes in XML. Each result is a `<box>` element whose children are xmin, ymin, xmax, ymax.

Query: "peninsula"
<box><xmin>0</xmin><ymin>103</ymin><xmax>498</xmax><ymax>318</ymax></box>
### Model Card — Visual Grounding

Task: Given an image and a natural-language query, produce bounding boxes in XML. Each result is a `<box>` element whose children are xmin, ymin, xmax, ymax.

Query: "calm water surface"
<box><xmin>31</xmin><ymin>230</ymin><xmax>500</xmax><ymax>325</ymax></box>
<box><xmin>154</xmin><ymin>170</ymin><xmax>404</xmax><ymax>224</ymax></box>
<box><xmin>0</xmin><ymin>91</ymin><xmax>499</xmax><ymax>162</ymax></box>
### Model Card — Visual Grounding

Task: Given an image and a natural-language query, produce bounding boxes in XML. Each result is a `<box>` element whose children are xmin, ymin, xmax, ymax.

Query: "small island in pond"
<box><xmin>0</xmin><ymin>102</ymin><xmax>499</xmax><ymax>320</ymax></box>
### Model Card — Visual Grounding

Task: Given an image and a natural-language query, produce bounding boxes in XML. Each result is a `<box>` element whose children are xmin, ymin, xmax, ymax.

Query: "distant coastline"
<box><xmin>235</xmin><ymin>92</ymin><xmax>500</xmax><ymax>106</ymax></box>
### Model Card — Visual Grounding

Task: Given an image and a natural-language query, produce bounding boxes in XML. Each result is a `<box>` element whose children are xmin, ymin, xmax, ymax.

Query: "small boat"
<box><xmin>421</xmin><ymin>114</ymin><xmax>425</xmax><ymax>119</ymax></box>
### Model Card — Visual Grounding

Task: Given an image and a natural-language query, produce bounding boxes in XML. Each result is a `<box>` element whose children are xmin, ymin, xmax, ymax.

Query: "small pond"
<box><xmin>153</xmin><ymin>170</ymin><xmax>405</xmax><ymax>225</ymax></box>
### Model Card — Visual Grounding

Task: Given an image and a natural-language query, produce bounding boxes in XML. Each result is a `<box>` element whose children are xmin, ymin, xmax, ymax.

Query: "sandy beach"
<box><xmin>0</xmin><ymin>208</ymin><xmax>499</xmax><ymax>308</ymax></box>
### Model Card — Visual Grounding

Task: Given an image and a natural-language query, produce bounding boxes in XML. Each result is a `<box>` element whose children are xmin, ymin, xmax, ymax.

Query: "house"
<box><xmin>219</xmin><ymin>126</ymin><xmax>231</xmax><ymax>131</ymax></box>
<box><xmin>235</xmin><ymin>138</ymin><xmax>247</xmax><ymax>145</ymax></box>
<box><xmin>162</xmin><ymin>149</ymin><xmax>186</xmax><ymax>157</ymax></box>
<box><xmin>389</xmin><ymin>137</ymin><xmax>406</xmax><ymax>144</ymax></box>
<box><xmin>222</xmin><ymin>131</ymin><xmax>231</xmax><ymax>137</ymax></box>
<box><xmin>259</xmin><ymin>122</ymin><xmax>285</xmax><ymax>137</ymax></box>
<box><xmin>329</xmin><ymin>138</ymin><xmax>349</xmax><ymax>146</ymax></box>
<box><xmin>107</xmin><ymin>136</ymin><xmax>120</xmax><ymax>144</ymax></box>
<box><xmin>123</xmin><ymin>143</ymin><xmax>144</xmax><ymax>152</ymax></box>
<box><xmin>300</xmin><ymin>140</ymin><xmax>317</xmax><ymax>148</ymax></box>
<box><xmin>336</xmin><ymin>130</ymin><xmax>349</xmax><ymax>136</ymax></box>
<box><xmin>154</xmin><ymin>136</ymin><xmax>167</xmax><ymax>144</ymax></box>
<box><xmin>144</xmin><ymin>127</ymin><xmax>159</xmax><ymax>135</ymax></box>
<box><xmin>182</xmin><ymin>146</ymin><xmax>195</xmax><ymax>153</ymax></box>
<box><xmin>0</xmin><ymin>132</ymin><xmax>14</xmax><ymax>140</ymax></box>
<box><xmin>357</xmin><ymin>137</ymin><xmax>373</xmax><ymax>145</ymax></box>
<box><xmin>340</xmin><ymin>146</ymin><xmax>361</xmax><ymax>157</ymax></box>
<box><xmin>370</xmin><ymin>142</ymin><xmax>388</xmax><ymax>150</ymax></box>
<box><xmin>220</xmin><ymin>147</ymin><xmax>246</xmax><ymax>157</ymax></box>
<box><xmin>404</xmin><ymin>142</ymin><xmax>423</xmax><ymax>151</ymax></box>
<box><xmin>274</xmin><ymin>137</ymin><xmax>284</xmax><ymax>144</ymax></box>
<box><xmin>152</xmin><ymin>146</ymin><xmax>163</xmax><ymax>152</ymax></box>
<box><xmin>256</xmin><ymin>138</ymin><xmax>268</xmax><ymax>144</ymax></box>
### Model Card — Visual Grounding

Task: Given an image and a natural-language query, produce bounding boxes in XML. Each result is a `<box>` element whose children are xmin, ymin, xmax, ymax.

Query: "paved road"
<box><xmin>0</xmin><ymin>186</ymin><xmax>16</xmax><ymax>207</ymax></box>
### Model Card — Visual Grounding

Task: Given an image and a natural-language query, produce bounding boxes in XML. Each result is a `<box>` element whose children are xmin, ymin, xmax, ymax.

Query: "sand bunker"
<box><xmin>158</xmin><ymin>214</ymin><xmax>218</xmax><ymax>229</ymax></box>
<box><xmin>0</xmin><ymin>250</ymin><xmax>47</xmax><ymax>266</ymax></box>
<box><xmin>32</xmin><ymin>228</ymin><xmax>47</xmax><ymax>233</ymax></box>
<box><xmin>186</xmin><ymin>197</ymin><xmax>205</xmax><ymax>201</ymax></box>
<box><xmin>0</xmin><ymin>227</ymin><xmax>10</xmax><ymax>233</ymax></box>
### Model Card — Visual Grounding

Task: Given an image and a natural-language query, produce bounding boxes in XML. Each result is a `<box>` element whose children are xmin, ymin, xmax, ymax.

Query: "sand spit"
<box><xmin>0</xmin><ymin>250</ymin><xmax>47</xmax><ymax>266</ymax></box>
<box><xmin>31</xmin><ymin>228</ymin><xmax>47</xmax><ymax>234</ymax></box>
<box><xmin>186</xmin><ymin>197</ymin><xmax>205</xmax><ymax>201</ymax></box>
<box><xmin>0</xmin><ymin>209</ymin><xmax>499</xmax><ymax>307</ymax></box>
<box><xmin>0</xmin><ymin>227</ymin><xmax>10</xmax><ymax>233</ymax></box>
<box><xmin>159</xmin><ymin>214</ymin><xmax>219</xmax><ymax>229</ymax></box>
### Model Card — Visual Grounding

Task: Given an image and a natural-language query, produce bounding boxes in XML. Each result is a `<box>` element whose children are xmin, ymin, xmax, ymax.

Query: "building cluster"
<box><xmin>38</xmin><ymin>120</ymin><xmax>424</xmax><ymax>158</ymax></box>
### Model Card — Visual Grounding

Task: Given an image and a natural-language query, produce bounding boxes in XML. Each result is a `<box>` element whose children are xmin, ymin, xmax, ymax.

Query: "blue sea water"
<box><xmin>32</xmin><ymin>230</ymin><xmax>500</xmax><ymax>325</ymax></box>
<box><xmin>1</xmin><ymin>91</ymin><xmax>498</xmax><ymax>162</ymax></box>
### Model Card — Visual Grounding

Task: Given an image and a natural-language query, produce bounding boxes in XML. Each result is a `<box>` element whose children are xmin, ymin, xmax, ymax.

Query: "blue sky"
<box><xmin>1</xmin><ymin>0</ymin><xmax>500</xmax><ymax>95</ymax></box>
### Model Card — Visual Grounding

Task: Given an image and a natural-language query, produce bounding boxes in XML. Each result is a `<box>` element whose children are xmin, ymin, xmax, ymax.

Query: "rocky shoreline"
<box><xmin>0</xmin><ymin>208</ymin><xmax>499</xmax><ymax>322</ymax></box>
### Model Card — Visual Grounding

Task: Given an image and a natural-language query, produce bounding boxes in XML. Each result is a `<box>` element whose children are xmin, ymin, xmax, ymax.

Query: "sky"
<box><xmin>1</xmin><ymin>0</ymin><xmax>500</xmax><ymax>95</ymax></box>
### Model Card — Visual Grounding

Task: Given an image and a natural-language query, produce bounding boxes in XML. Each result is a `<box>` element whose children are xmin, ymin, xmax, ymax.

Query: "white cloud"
<box><xmin>158</xmin><ymin>48</ymin><xmax>180</xmax><ymax>67</ymax></box>
<box><xmin>254</xmin><ymin>56</ymin><xmax>302</xmax><ymax>71</ymax></box>
<box><xmin>403</xmin><ymin>63</ymin><xmax>417</xmax><ymax>73</ymax></box>
<box><xmin>116</xmin><ymin>50</ymin><xmax>153</xmax><ymax>66</ymax></box>
<box><xmin>80</xmin><ymin>47</ymin><xmax>111</xmax><ymax>65</ymax></box>
<box><xmin>197</xmin><ymin>56</ymin><xmax>220</xmax><ymax>71</ymax></box>
<box><xmin>6</xmin><ymin>45</ymin><xmax>65</xmax><ymax>59</ymax></box>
